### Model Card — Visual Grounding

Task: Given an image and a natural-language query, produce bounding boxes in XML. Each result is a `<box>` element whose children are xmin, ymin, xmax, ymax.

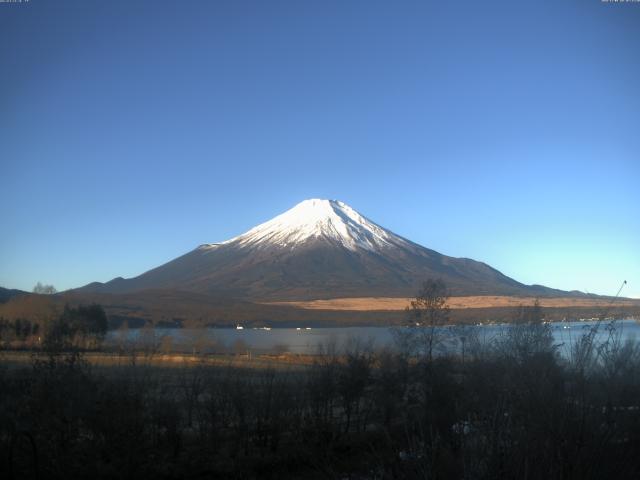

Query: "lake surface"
<box><xmin>105</xmin><ymin>319</ymin><xmax>640</xmax><ymax>356</ymax></box>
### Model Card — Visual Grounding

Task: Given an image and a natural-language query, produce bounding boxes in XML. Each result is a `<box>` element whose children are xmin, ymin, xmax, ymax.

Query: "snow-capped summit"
<box><xmin>209</xmin><ymin>199</ymin><xmax>409</xmax><ymax>252</ymax></box>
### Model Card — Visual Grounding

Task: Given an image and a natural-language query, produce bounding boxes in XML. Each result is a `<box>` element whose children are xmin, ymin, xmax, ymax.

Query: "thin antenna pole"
<box><xmin>603</xmin><ymin>280</ymin><xmax>627</xmax><ymax>318</ymax></box>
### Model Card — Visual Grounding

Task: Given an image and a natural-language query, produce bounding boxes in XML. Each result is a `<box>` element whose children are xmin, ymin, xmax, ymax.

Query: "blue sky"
<box><xmin>1</xmin><ymin>0</ymin><xmax>639</xmax><ymax>298</ymax></box>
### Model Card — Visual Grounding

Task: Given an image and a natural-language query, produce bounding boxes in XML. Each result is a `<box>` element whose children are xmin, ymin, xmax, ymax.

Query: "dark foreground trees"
<box><xmin>44</xmin><ymin>304</ymin><xmax>108</xmax><ymax>350</ymax></box>
<box><xmin>0</xmin><ymin>304</ymin><xmax>108</xmax><ymax>351</ymax></box>
<box><xmin>2</xmin><ymin>318</ymin><xmax>640</xmax><ymax>479</ymax></box>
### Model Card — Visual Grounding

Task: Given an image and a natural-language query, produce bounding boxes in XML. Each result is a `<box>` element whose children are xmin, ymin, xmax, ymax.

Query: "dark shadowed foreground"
<box><xmin>2</xmin><ymin>313</ymin><xmax>640</xmax><ymax>479</ymax></box>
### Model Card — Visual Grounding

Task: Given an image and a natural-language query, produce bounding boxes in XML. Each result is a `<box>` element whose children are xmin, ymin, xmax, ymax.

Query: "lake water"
<box><xmin>105</xmin><ymin>319</ymin><xmax>640</xmax><ymax>356</ymax></box>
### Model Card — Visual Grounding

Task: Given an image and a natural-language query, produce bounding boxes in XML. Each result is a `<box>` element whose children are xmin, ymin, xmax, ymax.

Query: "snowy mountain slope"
<box><xmin>79</xmin><ymin>199</ymin><xmax>570</xmax><ymax>300</ymax></box>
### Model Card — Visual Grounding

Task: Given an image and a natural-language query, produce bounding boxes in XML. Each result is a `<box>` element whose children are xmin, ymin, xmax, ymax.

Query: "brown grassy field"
<box><xmin>265</xmin><ymin>295</ymin><xmax>640</xmax><ymax>311</ymax></box>
<box><xmin>0</xmin><ymin>350</ymin><xmax>315</xmax><ymax>370</ymax></box>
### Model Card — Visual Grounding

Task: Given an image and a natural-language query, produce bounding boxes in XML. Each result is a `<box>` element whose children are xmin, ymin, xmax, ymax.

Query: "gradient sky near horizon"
<box><xmin>1</xmin><ymin>0</ymin><xmax>639</xmax><ymax>298</ymax></box>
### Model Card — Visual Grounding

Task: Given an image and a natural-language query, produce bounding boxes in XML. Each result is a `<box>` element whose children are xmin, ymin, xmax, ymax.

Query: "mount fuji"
<box><xmin>80</xmin><ymin>199</ymin><xmax>567</xmax><ymax>300</ymax></box>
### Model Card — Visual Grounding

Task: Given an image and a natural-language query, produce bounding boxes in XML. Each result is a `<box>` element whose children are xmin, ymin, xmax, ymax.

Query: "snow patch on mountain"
<box><xmin>201</xmin><ymin>199</ymin><xmax>411</xmax><ymax>252</ymax></box>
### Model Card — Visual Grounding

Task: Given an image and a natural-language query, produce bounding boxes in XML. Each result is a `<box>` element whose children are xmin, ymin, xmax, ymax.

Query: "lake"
<box><xmin>105</xmin><ymin>318</ymin><xmax>640</xmax><ymax>356</ymax></box>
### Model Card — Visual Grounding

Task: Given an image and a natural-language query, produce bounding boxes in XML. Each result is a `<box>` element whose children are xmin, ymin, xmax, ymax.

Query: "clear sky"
<box><xmin>1</xmin><ymin>0</ymin><xmax>639</xmax><ymax>298</ymax></box>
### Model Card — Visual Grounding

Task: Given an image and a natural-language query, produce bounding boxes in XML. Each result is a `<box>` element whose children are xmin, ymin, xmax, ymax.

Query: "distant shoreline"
<box><xmin>2</xmin><ymin>293</ymin><xmax>639</xmax><ymax>329</ymax></box>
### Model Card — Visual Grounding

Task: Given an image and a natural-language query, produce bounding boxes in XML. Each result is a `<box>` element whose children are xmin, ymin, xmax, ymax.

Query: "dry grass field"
<box><xmin>266</xmin><ymin>295</ymin><xmax>640</xmax><ymax>311</ymax></box>
<box><xmin>0</xmin><ymin>350</ymin><xmax>315</xmax><ymax>371</ymax></box>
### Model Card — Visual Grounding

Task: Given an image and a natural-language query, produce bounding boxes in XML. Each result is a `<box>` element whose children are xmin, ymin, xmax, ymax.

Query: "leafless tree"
<box><xmin>406</xmin><ymin>279</ymin><xmax>451</xmax><ymax>363</ymax></box>
<box><xmin>32</xmin><ymin>282</ymin><xmax>57</xmax><ymax>294</ymax></box>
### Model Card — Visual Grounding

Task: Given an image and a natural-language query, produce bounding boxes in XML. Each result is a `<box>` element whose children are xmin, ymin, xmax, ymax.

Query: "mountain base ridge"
<box><xmin>1</xmin><ymin>289</ymin><xmax>638</xmax><ymax>329</ymax></box>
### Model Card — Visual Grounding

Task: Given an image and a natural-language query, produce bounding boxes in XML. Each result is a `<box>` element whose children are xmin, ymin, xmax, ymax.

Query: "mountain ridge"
<box><xmin>78</xmin><ymin>199</ymin><xmax>584</xmax><ymax>300</ymax></box>
<box><xmin>0</xmin><ymin>286</ymin><xmax>28</xmax><ymax>304</ymax></box>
